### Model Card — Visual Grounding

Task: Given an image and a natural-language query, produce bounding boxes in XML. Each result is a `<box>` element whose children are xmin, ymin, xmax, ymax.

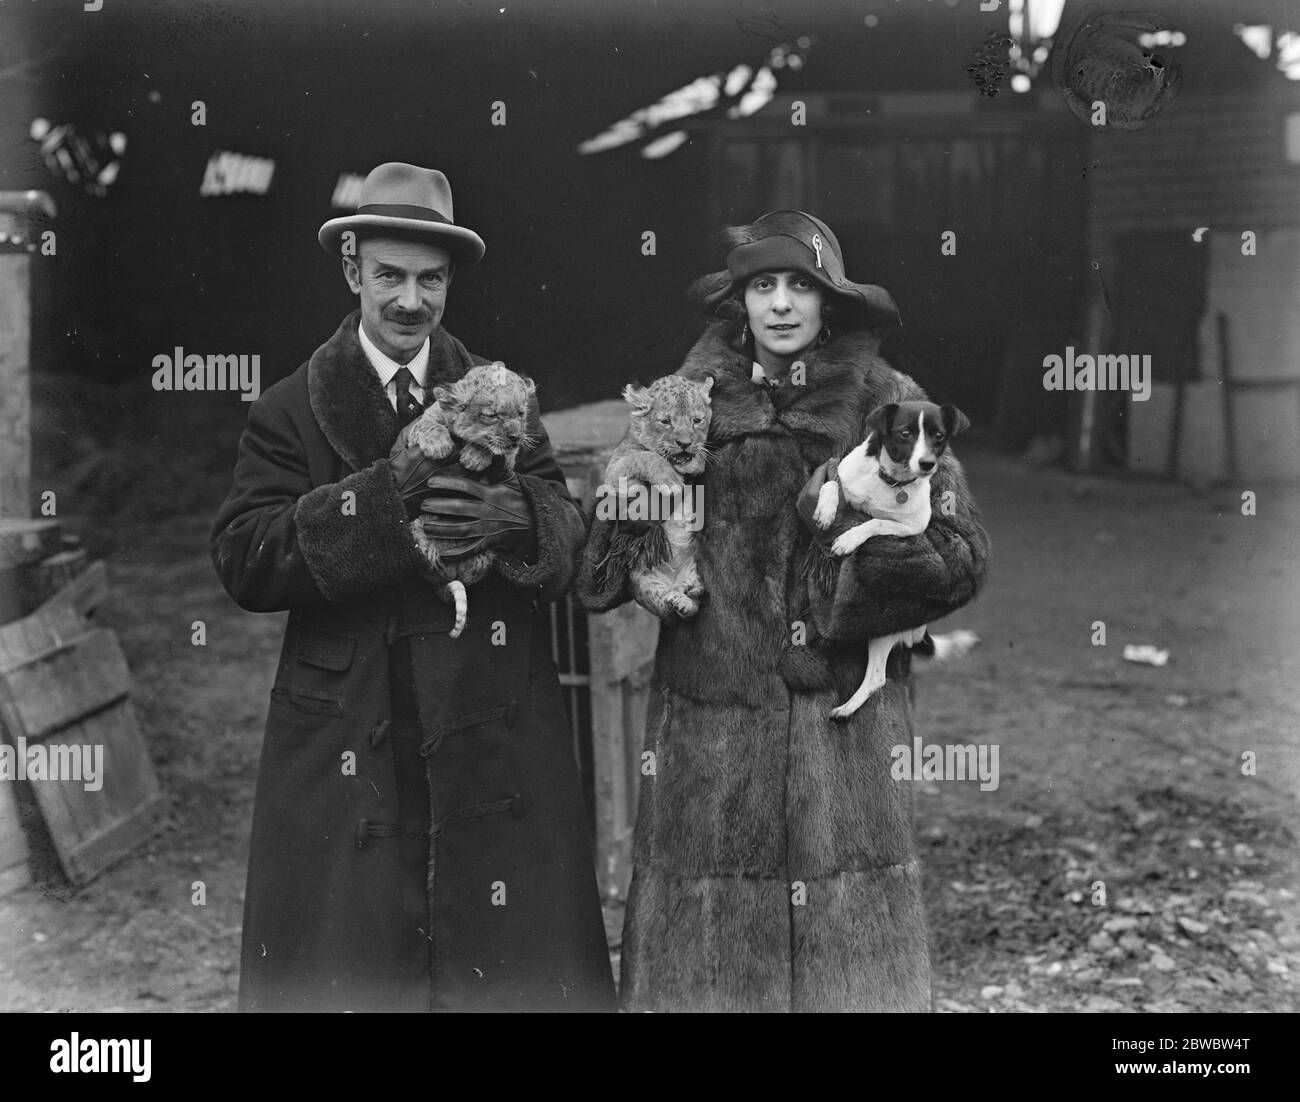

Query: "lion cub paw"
<box><xmin>665</xmin><ymin>592</ymin><xmax>699</xmax><ymax>619</ymax></box>
<box><xmin>408</xmin><ymin>416</ymin><xmax>454</xmax><ymax>460</ymax></box>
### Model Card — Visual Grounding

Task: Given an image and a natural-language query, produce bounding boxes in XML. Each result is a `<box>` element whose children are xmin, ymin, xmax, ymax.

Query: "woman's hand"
<box><xmin>796</xmin><ymin>460</ymin><xmax>835</xmax><ymax>539</ymax></box>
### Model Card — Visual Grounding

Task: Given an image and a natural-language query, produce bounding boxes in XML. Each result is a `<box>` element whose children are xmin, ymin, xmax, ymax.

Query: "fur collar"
<box><xmin>306</xmin><ymin>309</ymin><xmax>488</xmax><ymax>472</ymax></box>
<box><xmin>676</xmin><ymin>322</ymin><xmax>914</xmax><ymax>459</ymax></box>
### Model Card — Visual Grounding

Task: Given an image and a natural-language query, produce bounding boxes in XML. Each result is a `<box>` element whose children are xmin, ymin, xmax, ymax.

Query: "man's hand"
<box><xmin>415</xmin><ymin>471</ymin><xmax>534</xmax><ymax>561</ymax></box>
<box><xmin>390</xmin><ymin>436</ymin><xmax>453</xmax><ymax>519</ymax></box>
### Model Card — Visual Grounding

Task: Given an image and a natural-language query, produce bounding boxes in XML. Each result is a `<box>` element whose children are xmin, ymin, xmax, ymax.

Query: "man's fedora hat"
<box><xmin>318</xmin><ymin>162</ymin><xmax>486</xmax><ymax>265</ymax></box>
<box><xmin>688</xmin><ymin>210</ymin><xmax>901</xmax><ymax>328</ymax></box>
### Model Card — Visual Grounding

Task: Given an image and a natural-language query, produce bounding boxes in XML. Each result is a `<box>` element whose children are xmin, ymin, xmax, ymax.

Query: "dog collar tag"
<box><xmin>896</xmin><ymin>490</ymin><xmax>909</xmax><ymax>504</ymax></box>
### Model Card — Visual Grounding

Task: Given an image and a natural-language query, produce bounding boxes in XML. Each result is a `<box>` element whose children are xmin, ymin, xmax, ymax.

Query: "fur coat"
<box><xmin>211</xmin><ymin>310</ymin><xmax>615</xmax><ymax>1012</ymax></box>
<box><xmin>577</xmin><ymin>322</ymin><xmax>990</xmax><ymax>1012</ymax></box>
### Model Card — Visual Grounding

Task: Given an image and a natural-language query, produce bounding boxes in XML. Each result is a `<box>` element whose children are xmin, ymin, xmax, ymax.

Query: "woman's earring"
<box><xmin>817</xmin><ymin>325</ymin><xmax>831</xmax><ymax>347</ymax></box>
<box><xmin>741</xmin><ymin>322</ymin><xmax>750</xmax><ymax>346</ymax></box>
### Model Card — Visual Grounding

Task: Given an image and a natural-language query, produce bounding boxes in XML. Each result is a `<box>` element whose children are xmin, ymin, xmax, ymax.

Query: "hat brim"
<box><xmin>317</xmin><ymin>214</ymin><xmax>485</xmax><ymax>265</ymax></box>
<box><xmin>689</xmin><ymin>265</ymin><xmax>902</xmax><ymax>329</ymax></box>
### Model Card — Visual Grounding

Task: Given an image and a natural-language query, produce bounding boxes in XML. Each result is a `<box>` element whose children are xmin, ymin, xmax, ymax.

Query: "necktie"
<box><xmin>393</xmin><ymin>366</ymin><xmax>423</xmax><ymax>426</ymax></box>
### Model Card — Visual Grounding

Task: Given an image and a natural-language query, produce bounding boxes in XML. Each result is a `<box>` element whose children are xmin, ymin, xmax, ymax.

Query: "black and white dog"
<box><xmin>814</xmin><ymin>400</ymin><xmax>977</xmax><ymax>719</ymax></box>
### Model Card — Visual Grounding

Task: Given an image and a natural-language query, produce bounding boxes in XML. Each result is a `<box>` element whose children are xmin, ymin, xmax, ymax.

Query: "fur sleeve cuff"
<box><xmin>493</xmin><ymin>472</ymin><xmax>586</xmax><ymax>604</ymax></box>
<box><xmin>575</xmin><ymin>516</ymin><xmax>636</xmax><ymax>613</ymax></box>
<box><xmin>808</xmin><ymin>457</ymin><xmax>990</xmax><ymax>644</ymax></box>
<box><xmin>295</xmin><ymin>459</ymin><xmax>425</xmax><ymax>602</ymax></box>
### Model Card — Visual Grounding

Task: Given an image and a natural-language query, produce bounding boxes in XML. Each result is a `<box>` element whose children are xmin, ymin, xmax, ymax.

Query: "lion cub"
<box><xmin>603</xmin><ymin>375</ymin><xmax>713</xmax><ymax>621</ymax></box>
<box><xmin>407</xmin><ymin>361</ymin><xmax>535</xmax><ymax>638</ymax></box>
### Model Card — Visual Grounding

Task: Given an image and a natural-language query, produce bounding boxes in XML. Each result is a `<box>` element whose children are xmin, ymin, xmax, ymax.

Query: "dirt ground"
<box><xmin>1</xmin><ymin>444</ymin><xmax>1297</xmax><ymax>1012</ymax></box>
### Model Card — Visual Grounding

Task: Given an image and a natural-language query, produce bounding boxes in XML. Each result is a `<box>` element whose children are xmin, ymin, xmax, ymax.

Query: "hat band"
<box><xmin>727</xmin><ymin>235</ymin><xmax>825</xmax><ymax>284</ymax></box>
<box><xmin>356</xmin><ymin>203</ymin><xmax>453</xmax><ymax>225</ymax></box>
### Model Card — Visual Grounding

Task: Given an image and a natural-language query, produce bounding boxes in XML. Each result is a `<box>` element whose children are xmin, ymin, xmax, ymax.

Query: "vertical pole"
<box><xmin>0</xmin><ymin>216</ymin><xmax>32</xmax><ymax>520</ymax></box>
<box><xmin>0</xmin><ymin>191</ymin><xmax>54</xmax><ymax>520</ymax></box>
<box><xmin>0</xmin><ymin>192</ymin><xmax>54</xmax><ymax>885</ymax></box>
<box><xmin>1217</xmin><ymin>312</ymin><xmax>1239</xmax><ymax>484</ymax></box>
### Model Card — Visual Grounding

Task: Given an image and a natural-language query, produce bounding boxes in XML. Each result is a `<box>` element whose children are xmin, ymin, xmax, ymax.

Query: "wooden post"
<box><xmin>1217</xmin><ymin>312</ymin><xmax>1240</xmax><ymax>484</ymax></box>
<box><xmin>0</xmin><ymin>191</ymin><xmax>54</xmax><ymax>521</ymax></box>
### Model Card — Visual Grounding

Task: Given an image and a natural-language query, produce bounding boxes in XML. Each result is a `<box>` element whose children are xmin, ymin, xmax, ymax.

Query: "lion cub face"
<box><xmin>432</xmin><ymin>362</ymin><xmax>536</xmax><ymax>459</ymax></box>
<box><xmin>622</xmin><ymin>375</ymin><xmax>714</xmax><ymax>475</ymax></box>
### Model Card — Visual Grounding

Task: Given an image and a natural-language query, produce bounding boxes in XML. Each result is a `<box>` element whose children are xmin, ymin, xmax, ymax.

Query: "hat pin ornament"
<box><xmin>812</xmin><ymin>233</ymin><xmax>823</xmax><ymax>268</ymax></box>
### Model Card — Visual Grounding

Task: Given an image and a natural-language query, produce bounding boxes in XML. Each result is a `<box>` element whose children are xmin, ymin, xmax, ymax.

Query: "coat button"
<box><xmin>506</xmin><ymin>698</ymin><xmax>519</xmax><ymax>728</ymax></box>
<box><xmin>370</xmin><ymin>720</ymin><xmax>391</xmax><ymax>748</ymax></box>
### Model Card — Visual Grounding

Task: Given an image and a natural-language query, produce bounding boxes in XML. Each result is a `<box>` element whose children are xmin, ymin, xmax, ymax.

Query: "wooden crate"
<box><xmin>0</xmin><ymin>518</ymin><xmax>62</xmax><ymax>623</ymax></box>
<box><xmin>0</xmin><ymin>584</ymin><xmax>163</xmax><ymax>890</ymax></box>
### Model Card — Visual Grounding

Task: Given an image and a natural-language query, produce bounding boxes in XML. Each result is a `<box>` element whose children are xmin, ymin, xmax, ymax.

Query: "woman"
<box><xmin>577</xmin><ymin>211</ymin><xmax>991</xmax><ymax>1012</ymax></box>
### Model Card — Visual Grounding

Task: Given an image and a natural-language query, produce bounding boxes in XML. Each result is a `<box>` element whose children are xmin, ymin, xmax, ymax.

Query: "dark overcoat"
<box><xmin>211</xmin><ymin>310</ymin><xmax>615</xmax><ymax>1012</ymax></box>
<box><xmin>577</xmin><ymin>322</ymin><xmax>991</xmax><ymax>1012</ymax></box>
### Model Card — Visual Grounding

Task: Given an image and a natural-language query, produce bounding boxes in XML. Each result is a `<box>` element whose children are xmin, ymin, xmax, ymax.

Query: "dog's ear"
<box><xmin>864</xmin><ymin>402</ymin><xmax>898</xmax><ymax>455</ymax></box>
<box><xmin>940</xmin><ymin>404</ymin><xmax>970</xmax><ymax>438</ymax></box>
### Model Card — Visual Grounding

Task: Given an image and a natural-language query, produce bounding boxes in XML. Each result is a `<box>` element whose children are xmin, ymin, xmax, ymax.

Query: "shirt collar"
<box><xmin>357</xmin><ymin>320</ymin><xmax>431</xmax><ymax>389</ymax></box>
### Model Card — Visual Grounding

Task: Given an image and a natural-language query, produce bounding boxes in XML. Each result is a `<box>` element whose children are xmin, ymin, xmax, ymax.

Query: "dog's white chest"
<box><xmin>838</xmin><ymin>447</ymin><xmax>931</xmax><ymax>527</ymax></box>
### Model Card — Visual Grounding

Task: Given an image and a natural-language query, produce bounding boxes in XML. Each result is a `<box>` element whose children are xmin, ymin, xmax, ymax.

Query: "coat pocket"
<box><xmin>296</xmin><ymin>626</ymin><xmax>357</xmax><ymax>671</ymax></box>
<box><xmin>269</xmin><ymin>683</ymin><xmax>347</xmax><ymax>717</ymax></box>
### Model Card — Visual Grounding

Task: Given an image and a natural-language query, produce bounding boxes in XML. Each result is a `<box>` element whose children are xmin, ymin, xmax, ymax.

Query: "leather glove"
<box><xmin>389</xmin><ymin>424</ymin><xmax>464</xmax><ymax>520</ymax></box>
<box><xmin>416</xmin><ymin>471</ymin><xmax>534</xmax><ymax>562</ymax></box>
<box><xmin>389</xmin><ymin>422</ymin><xmax>518</xmax><ymax>519</ymax></box>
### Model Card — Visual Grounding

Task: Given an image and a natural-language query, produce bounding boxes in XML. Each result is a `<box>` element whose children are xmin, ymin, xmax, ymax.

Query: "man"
<box><xmin>211</xmin><ymin>163</ymin><xmax>615</xmax><ymax>1012</ymax></box>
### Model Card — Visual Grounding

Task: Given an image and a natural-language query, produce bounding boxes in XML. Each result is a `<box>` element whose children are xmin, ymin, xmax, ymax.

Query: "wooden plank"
<box><xmin>0</xmin><ymin>629</ymin><xmax>130</xmax><ymax>740</ymax></box>
<box><xmin>0</xmin><ymin>549</ymin><xmax>92</xmax><ymax>623</ymax></box>
<box><xmin>43</xmin><ymin>558</ymin><xmax>108</xmax><ymax>620</ymax></box>
<box><xmin>589</xmin><ymin>670</ymin><xmax>629</xmax><ymax>899</ymax></box>
<box><xmin>0</xmin><ymin>568</ymin><xmax>23</xmax><ymax>625</ymax></box>
<box><xmin>0</xmin><ymin>558</ymin><xmax>110</xmax><ymax>669</ymax></box>
<box><xmin>5</xmin><ymin>699</ymin><xmax>162</xmax><ymax>886</ymax></box>
<box><xmin>64</xmin><ymin>793</ymin><xmax>165</xmax><ymax>884</ymax></box>
<box><xmin>22</xmin><ymin>548</ymin><xmax>88</xmax><ymax>610</ymax></box>
<box><xmin>1217</xmin><ymin>312</ymin><xmax>1240</xmax><ymax>484</ymax></box>
<box><xmin>588</xmin><ymin>600</ymin><xmax>657</xmax><ymax>899</ymax></box>
<box><xmin>0</xmin><ymin>599</ymin><xmax>83</xmax><ymax>672</ymax></box>
<box><xmin>0</xmin><ymin>519</ymin><xmax>62</xmax><ymax>569</ymax></box>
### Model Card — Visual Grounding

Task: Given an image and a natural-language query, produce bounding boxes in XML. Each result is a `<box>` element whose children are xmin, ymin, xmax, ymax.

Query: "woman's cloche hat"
<box><xmin>318</xmin><ymin>162</ymin><xmax>486</xmax><ymax>265</ymax></box>
<box><xmin>689</xmin><ymin>210</ymin><xmax>901</xmax><ymax>328</ymax></box>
